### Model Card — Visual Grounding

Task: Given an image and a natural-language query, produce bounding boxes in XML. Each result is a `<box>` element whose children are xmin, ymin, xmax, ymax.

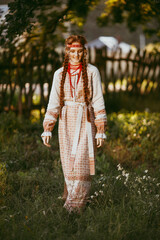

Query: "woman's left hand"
<box><xmin>97</xmin><ymin>138</ymin><xmax>105</xmax><ymax>148</ymax></box>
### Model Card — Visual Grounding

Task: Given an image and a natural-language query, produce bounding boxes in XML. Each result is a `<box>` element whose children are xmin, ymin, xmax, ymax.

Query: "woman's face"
<box><xmin>68</xmin><ymin>42</ymin><xmax>84</xmax><ymax>64</ymax></box>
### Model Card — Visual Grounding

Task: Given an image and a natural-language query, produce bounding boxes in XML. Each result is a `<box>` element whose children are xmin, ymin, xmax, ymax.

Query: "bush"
<box><xmin>104</xmin><ymin>111</ymin><xmax>160</xmax><ymax>169</ymax></box>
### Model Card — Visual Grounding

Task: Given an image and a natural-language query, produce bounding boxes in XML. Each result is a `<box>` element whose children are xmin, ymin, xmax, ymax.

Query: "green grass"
<box><xmin>0</xmin><ymin>111</ymin><xmax>160</xmax><ymax>240</ymax></box>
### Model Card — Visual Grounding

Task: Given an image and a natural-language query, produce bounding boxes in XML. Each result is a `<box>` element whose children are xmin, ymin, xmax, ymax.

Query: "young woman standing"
<box><xmin>41</xmin><ymin>35</ymin><xmax>107</xmax><ymax>213</ymax></box>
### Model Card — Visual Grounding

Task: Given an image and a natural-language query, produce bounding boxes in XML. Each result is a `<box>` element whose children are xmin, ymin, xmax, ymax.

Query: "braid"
<box><xmin>82</xmin><ymin>55</ymin><xmax>91</xmax><ymax>122</ymax></box>
<box><xmin>59</xmin><ymin>53</ymin><xmax>69</xmax><ymax>119</ymax></box>
<box><xmin>61</xmin><ymin>35</ymin><xmax>90</xmax><ymax>122</ymax></box>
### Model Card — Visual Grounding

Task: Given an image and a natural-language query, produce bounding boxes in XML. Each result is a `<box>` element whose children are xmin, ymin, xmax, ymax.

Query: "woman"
<box><xmin>41</xmin><ymin>35</ymin><xmax>107</xmax><ymax>213</ymax></box>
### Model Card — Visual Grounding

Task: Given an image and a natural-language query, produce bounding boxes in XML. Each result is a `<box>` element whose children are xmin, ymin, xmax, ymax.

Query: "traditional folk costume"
<box><xmin>41</xmin><ymin>62</ymin><xmax>107</xmax><ymax>213</ymax></box>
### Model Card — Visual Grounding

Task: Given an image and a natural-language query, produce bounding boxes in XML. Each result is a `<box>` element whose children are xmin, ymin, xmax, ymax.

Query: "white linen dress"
<box><xmin>41</xmin><ymin>63</ymin><xmax>107</xmax><ymax>212</ymax></box>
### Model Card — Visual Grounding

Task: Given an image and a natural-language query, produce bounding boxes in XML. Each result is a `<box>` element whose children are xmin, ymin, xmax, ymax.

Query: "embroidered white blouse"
<box><xmin>41</xmin><ymin>63</ymin><xmax>107</xmax><ymax>139</ymax></box>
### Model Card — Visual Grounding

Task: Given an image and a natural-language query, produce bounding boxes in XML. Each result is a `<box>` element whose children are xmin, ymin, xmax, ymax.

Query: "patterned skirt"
<box><xmin>58</xmin><ymin>103</ymin><xmax>97</xmax><ymax>213</ymax></box>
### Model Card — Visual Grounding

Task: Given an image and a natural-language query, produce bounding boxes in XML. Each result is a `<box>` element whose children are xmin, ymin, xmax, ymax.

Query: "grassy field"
<box><xmin>0</xmin><ymin>111</ymin><xmax>160</xmax><ymax>240</ymax></box>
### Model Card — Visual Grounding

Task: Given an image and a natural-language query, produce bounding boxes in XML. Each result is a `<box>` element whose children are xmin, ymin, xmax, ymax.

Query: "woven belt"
<box><xmin>63</xmin><ymin>101</ymin><xmax>95</xmax><ymax>175</ymax></box>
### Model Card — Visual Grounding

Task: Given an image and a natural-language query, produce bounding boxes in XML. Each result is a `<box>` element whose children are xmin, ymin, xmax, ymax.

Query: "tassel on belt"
<box><xmin>63</xmin><ymin>101</ymin><xmax>95</xmax><ymax>175</ymax></box>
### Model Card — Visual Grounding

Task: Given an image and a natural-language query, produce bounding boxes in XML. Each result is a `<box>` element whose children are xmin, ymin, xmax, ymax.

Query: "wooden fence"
<box><xmin>0</xmin><ymin>46</ymin><xmax>160</xmax><ymax>116</ymax></box>
<box><xmin>0</xmin><ymin>46</ymin><xmax>61</xmax><ymax>116</ymax></box>
<box><xmin>88</xmin><ymin>47</ymin><xmax>160</xmax><ymax>95</ymax></box>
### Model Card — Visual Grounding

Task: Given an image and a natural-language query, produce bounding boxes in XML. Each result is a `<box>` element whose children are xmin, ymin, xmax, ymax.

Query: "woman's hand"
<box><xmin>97</xmin><ymin>138</ymin><xmax>105</xmax><ymax>148</ymax></box>
<box><xmin>42</xmin><ymin>136</ymin><xmax>51</xmax><ymax>147</ymax></box>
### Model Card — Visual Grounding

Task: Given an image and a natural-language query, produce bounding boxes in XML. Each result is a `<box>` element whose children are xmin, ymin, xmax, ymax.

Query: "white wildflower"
<box><xmin>156</xmin><ymin>183</ymin><xmax>160</xmax><ymax>186</ymax></box>
<box><xmin>117</xmin><ymin>164</ymin><xmax>123</xmax><ymax>171</ymax></box>
<box><xmin>102</xmin><ymin>184</ymin><xmax>106</xmax><ymax>187</ymax></box>
<box><xmin>42</xmin><ymin>210</ymin><xmax>46</xmax><ymax>216</ymax></box>
<box><xmin>94</xmin><ymin>191</ymin><xmax>98</xmax><ymax>196</ymax></box>
<box><xmin>125</xmin><ymin>173</ymin><xmax>129</xmax><ymax>181</ymax></box>
<box><xmin>143</xmin><ymin>176</ymin><xmax>146</xmax><ymax>180</ymax></box>
<box><xmin>90</xmin><ymin>195</ymin><xmax>94</xmax><ymax>199</ymax></box>
<box><xmin>99</xmin><ymin>190</ymin><xmax>103</xmax><ymax>195</ymax></box>
<box><xmin>135</xmin><ymin>177</ymin><xmax>141</xmax><ymax>183</ymax></box>
<box><xmin>144</xmin><ymin>170</ymin><xmax>148</xmax><ymax>173</ymax></box>
<box><xmin>57</xmin><ymin>196</ymin><xmax>62</xmax><ymax>199</ymax></box>
<box><xmin>116</xmin><ymin>175</ymin><xmax>121</xmax><ymax>180</ymax></box>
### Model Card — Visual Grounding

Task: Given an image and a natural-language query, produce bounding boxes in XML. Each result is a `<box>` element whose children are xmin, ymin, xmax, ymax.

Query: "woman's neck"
<box><xmin>69</xmin><ymin>61</ymin><xmax>81</xmax><ymax>66</ymax></box>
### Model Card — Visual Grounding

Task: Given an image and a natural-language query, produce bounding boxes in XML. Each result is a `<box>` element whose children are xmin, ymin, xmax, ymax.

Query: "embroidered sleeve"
<box><xmin>91</xmin><ymin>67</ymin><xmax>107</xmax><ymax>139</ymax></box>
<box><xmin>42</xmin><ymin>70</ymin><xmax>60</xmax><ymax>136</ymax></box>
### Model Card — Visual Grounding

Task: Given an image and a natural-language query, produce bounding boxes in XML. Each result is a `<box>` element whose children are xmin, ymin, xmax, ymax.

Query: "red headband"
<box><xmin>67</xmin><ymin>44</ymin><xmax>83</xmax><ymax>48</ymax></box>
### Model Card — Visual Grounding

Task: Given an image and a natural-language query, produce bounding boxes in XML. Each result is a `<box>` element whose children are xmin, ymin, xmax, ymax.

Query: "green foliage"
<box><xmin>97</xmin><ymin>0</ymin><xmax>160</xmax><ymax>39</ymax></box>
<box><xmin>0</xmin><ymin>111</ymin><xmax>160</xmax><ymax>239</ymax></box>
<box><xmin>0</xmin><ymin>162</ymin><xmax>7</xmax><ymax>200</ymax></box>
<box><xmin>105</xmin><ymin>111</ymin><xmax>160</xmax><ymax>168</ymax></box>
<box><xmin>88</xmin><ymin>165</ymin><xmax>160</xmax><ymax>240</ymax></box>
<box><xmin>0</xmin><ymin>0</ymin><xmax>99</xmax><ymax>47</ymax></box>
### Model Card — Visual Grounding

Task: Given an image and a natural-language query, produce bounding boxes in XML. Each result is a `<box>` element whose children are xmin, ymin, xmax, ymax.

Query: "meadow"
<box><xmin>0</xmin><ymin>111</ymin><xmax>160</xmax><ymax>240</ymax></box>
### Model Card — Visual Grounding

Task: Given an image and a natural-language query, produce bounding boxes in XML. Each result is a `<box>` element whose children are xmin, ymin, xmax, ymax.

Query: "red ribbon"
<box><xmin>67</xmin><ymin>44</ymin><xmax>82</xmax><ymax>48</ymax></box>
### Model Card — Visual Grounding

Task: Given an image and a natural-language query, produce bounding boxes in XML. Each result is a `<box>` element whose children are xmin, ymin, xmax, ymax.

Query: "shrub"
<box><xmin>105</xmin><ymin>111</ymin><xmax>160</xmax><ymax>169</ymax></box>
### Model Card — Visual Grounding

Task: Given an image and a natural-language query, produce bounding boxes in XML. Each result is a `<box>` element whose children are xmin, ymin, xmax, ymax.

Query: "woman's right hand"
<box><xmin>42</xmin><ymin>136</ymin><xmax>51</xmax><ymax>147</ymax></box>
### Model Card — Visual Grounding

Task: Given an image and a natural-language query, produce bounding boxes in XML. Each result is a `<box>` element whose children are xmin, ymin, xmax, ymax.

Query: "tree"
<box><xmin>0</xmin><ymin>0</ymin><xmax>99</xmax><ymax>48</ymax></box>
<box><xmin>0</xmin><ymin>0</ymin><xmax>100</xmax><ymax>116</ymax></box>
<box><xmin>97</xmin><ymin>0</ymin><xmax>160</xmax><ymax>40</ymax></box>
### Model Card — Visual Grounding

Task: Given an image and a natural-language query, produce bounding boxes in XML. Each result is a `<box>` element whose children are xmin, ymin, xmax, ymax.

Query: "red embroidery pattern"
<box><xmin>95</xmin><ymin>120</ymin><xmax>107</xmax><ymax>133</ymax></box>
<box><xmin>46</xmin><ymin>110</ymin><xmax>58</xmax><ymax>119</ymax></box>
<box><xmin>65</xmin><ymin>175</ymin><xmax>92</xmax><ymax>181</ymax></box>
<box><xmin>94</xmin><ymin>108</ymin><xmax>106</xmax><ymax>117</ymax></box>
<box><xmin>67</xmin><ymin>44</ymin><xmax>83</xmax><ymax>48</ymax></box>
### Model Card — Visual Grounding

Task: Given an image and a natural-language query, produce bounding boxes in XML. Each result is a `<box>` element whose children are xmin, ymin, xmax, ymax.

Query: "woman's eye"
<box><xmin>70</xmin><ymin>50</ymin><xmax>83</xmax><ymax>54</ymax></box>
